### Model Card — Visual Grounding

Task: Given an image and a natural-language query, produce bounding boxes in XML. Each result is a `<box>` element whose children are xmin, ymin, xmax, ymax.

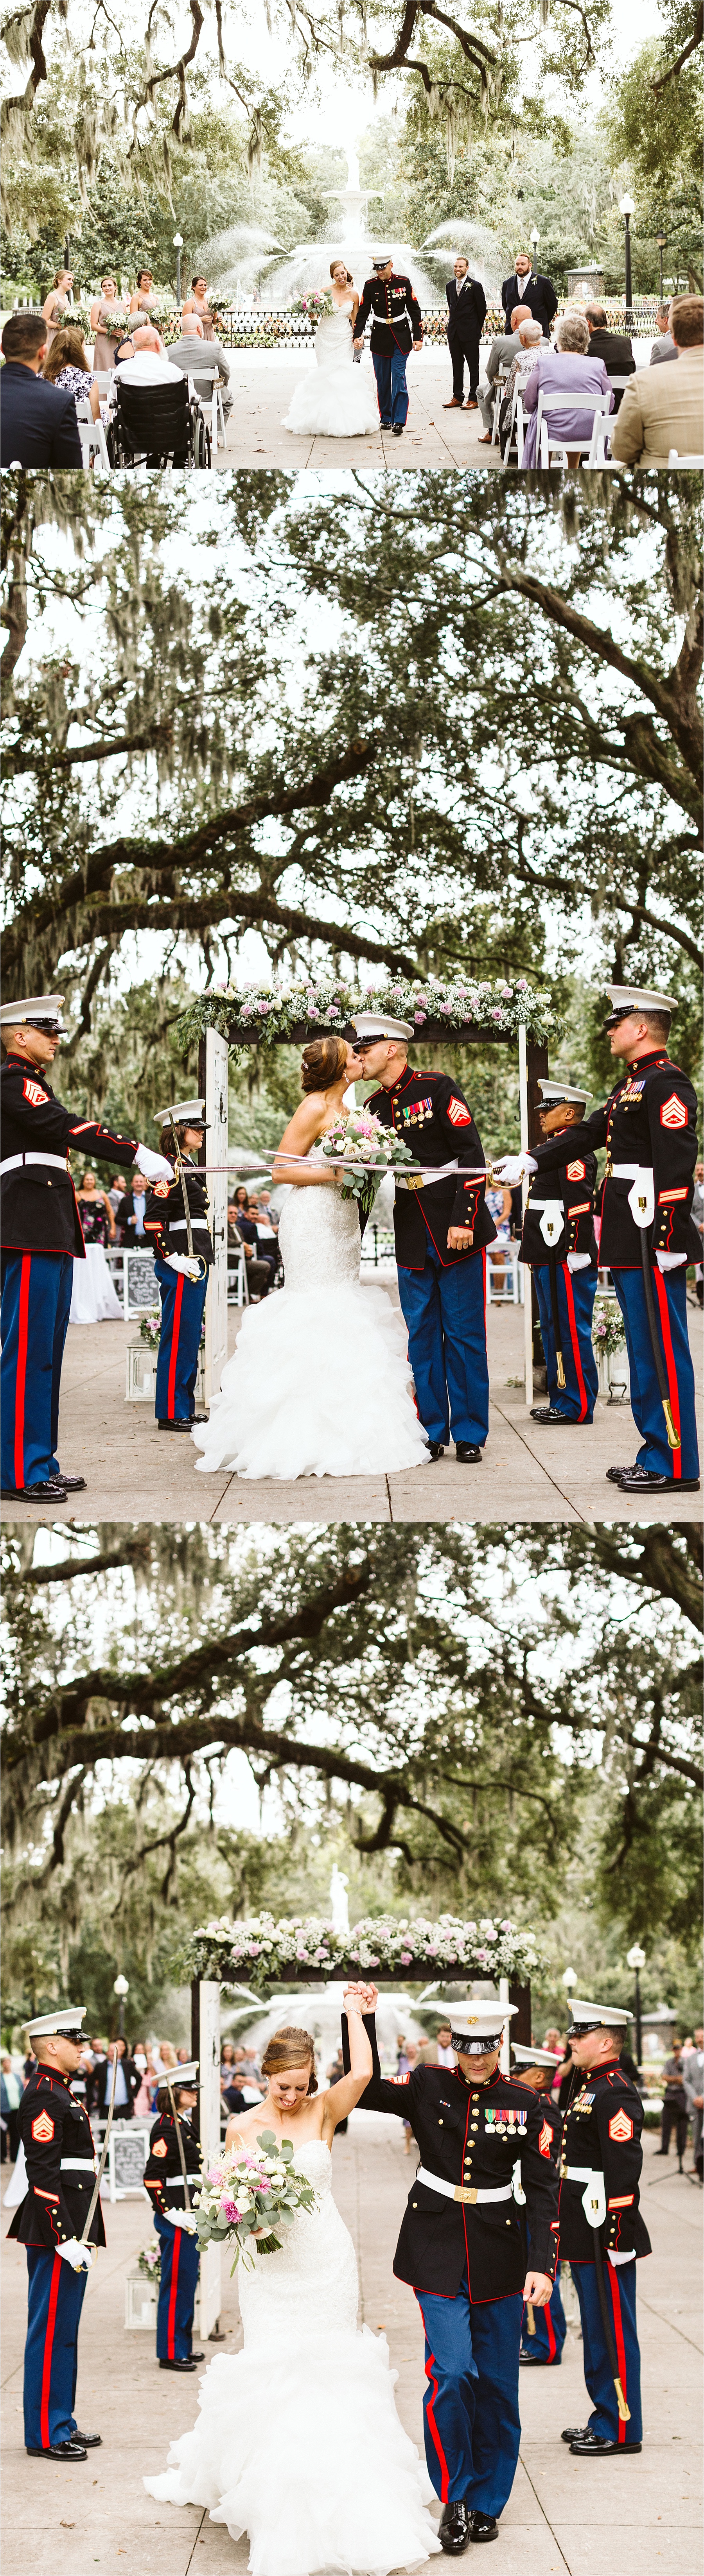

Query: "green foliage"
<box><xmin>605</xmin><ymin>38</ymin><xmax>703</xmax><ymax>294</ymax></box>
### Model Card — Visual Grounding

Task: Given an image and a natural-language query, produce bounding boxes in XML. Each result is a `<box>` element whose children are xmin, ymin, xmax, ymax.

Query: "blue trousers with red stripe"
<box><xmin>154</xmin><ymin>1254</ymin><xmax>208</xmax><ymax>1423</ymax></box>
<box><xmin>397</xmin><ymin>1242</ymin><xmax>489</xmax><ymax>1448</ymax></box>
<box><xmin>571</xmin><ymin>2257</ymin><xmax>642</xmax><ymax>2445</ymax></box>
<box><xmin>415</xmin><ymin>2276</ymin><xmax>523</xmax><ymax>2515</ymax></box>
<box><xmin>521</xmin><ymin>2263</ymin><xmax>567</xmax><ymax>2361</ymax></box>
<box><xmin>154</xmin><ymin>2211</ymin><xmax>200</xmax><ymax>2359</ymax></box>
<box><xmin>372</xmin><ymin>347</ymin><xmax>410</xmax><ymax>426</ymax></box>
<box><xmin>612</xmin><ymin>1264</ymin><xmax>699</xmax><ymax>1480</ymax></box>
<box><xmin>1</xmin><ymin>1250</ymin><xmax>73</xmax><ymax>1490</ymax></box>
<box><xmin>533</xmin><ymin>1262</ymin><xmax>598</xmax><ymax>1421</ymax></box>
<box><xmin>24</xmin><ymin>2248</ymin><xmax>87</xmax><ymax>2449</ymax></box>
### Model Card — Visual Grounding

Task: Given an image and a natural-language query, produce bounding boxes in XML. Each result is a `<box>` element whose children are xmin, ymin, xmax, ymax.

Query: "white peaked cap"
<box><xmin>605</xmin><ymin>987</ymin><xmax>676</xmax><ymax>1017</ymax></box>
<box><xmin>164</xmin><ymin>2060</ymin><xmax>199</xmax><ymax>2085</ymax></box>
<box><xmin>352</xmin><ymin>1013</ymin><xmax>414</xmax><ymax>1043</ymax></box>
<box><xmin>568</xmin><ymin>1999</ymin><xmax>632</xmax><ymax>2028</ymax></box>
<box><xmin>449</xmin><ymin>2001</ymin><xmax>518</xmax><ymax>2035</ymax></box>
<box><xmin>0</xmin><ymin>994</ymin><xmax>66</xmax><ymax>1026</ymax></box>
<box><xmin>26</xmin><ymin>2005</ymin><xmax>87</xmax><ymax>2039</ymax></box>
<box><xmin>512</xmin><ymin>2042</ymin><xmax>562</xmax><ymax>2068</ymax></box>
<box><xmin>154</xmin><ymin>1100</ymin><xmax>207</xmax><ymax>1125</ymax></box>
<box><xmin>538</xmin><ymin>1080</ymin><xmax>591</xmax><ymax>1108</ymax></box>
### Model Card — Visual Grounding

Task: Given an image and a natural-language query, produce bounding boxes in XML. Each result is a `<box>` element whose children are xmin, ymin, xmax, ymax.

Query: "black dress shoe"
<box><xmin>530</xmin><ymin>1406</ymin><xmax>584</xmax><ymax>1425</ymax></box>
<box><xmin>439</xmin><ymin>2501</ymin><xmax>470</xmax><ymax>2554</ymax></box>
<box><xmin>392</xmin><ymin>423</ymin><xmax>404</xmax><ymax>434</ymax></box>
<box><xmin>618</xmin><ymin>1467</ymin><xmax>700</xmax><ymax>1492</ymax></box>
<box><xmin>569</xmin><ymin>2430</ymin><xmax>641</xmax><ymax>2456</ymax></box>
<box><xmin>27</xmin><ymin>2438</ymin><xmax>87</xmax><ymax>2460</ymax></box>
<box><xmin>74</xmin><ymin>2429</ymin><xmax>102</xmax><ymax>2446</ymax></box>
<box><xmin>2</xmin><ymin>1478</ymin><xmax>68</xmax><ymax>1501</ymax></box>
<box><xmin>455</xmin><ymin>1443</ymin><xmax>482</xmax><ymax>1463</ymax></box>
<box><xmin>157</xmin><ymin>1419</ymin><xmax>195</xmax><ymax>1433</ymax></box>
<box><xmin>159</xmin><ymin>2356</ymin><xmax>197</xmax><ymax>2371</ymax></box>
<box><xmin>469</xmin><ymin>2512</ymin><xmax>498</xmax><ymax>2542</ymax></box>
<box><xmin>55</xmin><ymin>1473</ymin><xmax>88</xmax><ymax>1492</ymax></box>
<box><xmin>188</xmin><ymin>2350</ymin><xmax>205</xmax><ymax>2361</ymax></box>
<box><xmin>605</xmin><ymin>1465</ymin><xmax>637</xmax><ymax>1481</ymax></box>
<box><xmin>428</xmin><ymin>1442</ymin><xmax>445</xmax><ymax>1460</ymax></box>
<box><xmin>561</xmin><ymin>2426</ymin><xmax>589</xmax><ymax>2443</ymax></box>
<box><xmin>519</xmin><ymin>2349</ymin><xmax>551</xmax><ymax>2365</ymax></box>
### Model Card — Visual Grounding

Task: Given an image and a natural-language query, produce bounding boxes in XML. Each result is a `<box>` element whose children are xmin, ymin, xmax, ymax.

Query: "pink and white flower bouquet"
<box><xmin>321</xmin><ymin>1109</ymin><xmax>416</xmax><ymax>1217</ymax></box>
<box><xmin>194</xmin><ymin>2129</ymin><xmax>316</xmax><ymax>2272</ymax></box>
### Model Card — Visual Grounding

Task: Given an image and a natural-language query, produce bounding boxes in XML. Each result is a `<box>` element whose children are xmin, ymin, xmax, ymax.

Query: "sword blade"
<box><xmin>639</xmin><ymin>1234</ymin><xmax>680</xmax><ymax>1448</ymax></box>
<box><xmin>80</xmin><ymin>2052</ymin><xmax>118</xmax><ymax>2245</ymax></box>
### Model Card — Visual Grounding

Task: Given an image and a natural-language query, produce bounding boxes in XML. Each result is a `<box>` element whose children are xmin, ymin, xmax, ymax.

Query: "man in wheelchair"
<box><xmin>108</xmin><ymin>324</ymin><xmax>212</xmax><ymax>467</ymax></box>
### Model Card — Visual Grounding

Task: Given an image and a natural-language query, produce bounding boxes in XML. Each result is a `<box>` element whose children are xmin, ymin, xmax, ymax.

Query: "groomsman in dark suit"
<box><xmin>502</xmin><ymin>252</ymin><xmax>557</xmax><ymax>340</ymax></box>
<box><xmin>444</xmin><ymin>258</ymin><xmax>487</xmax><ymax>410</ymax></box>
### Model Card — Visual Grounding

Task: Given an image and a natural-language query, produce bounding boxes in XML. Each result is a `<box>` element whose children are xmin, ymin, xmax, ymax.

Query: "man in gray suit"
<box><xmin>167</xmin><ymin>315</ymin><xmax>233</xmax><ymax>430</ymax></box>
<box><xmin>650</xmin><ymin>301</ymin><xmax>678</xmax><ymax>364</ymax></box>
<box><xmin>477</xmin><ymin>305</ymin><xmax>532</xmax><ymax>435</ymax></box>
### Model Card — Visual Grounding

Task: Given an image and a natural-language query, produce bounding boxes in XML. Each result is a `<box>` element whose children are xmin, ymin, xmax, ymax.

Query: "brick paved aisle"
<box><xmin>1</xmin><ymin>2119</ymin><xmax>700</xmax><ymax>2575</ymax></box>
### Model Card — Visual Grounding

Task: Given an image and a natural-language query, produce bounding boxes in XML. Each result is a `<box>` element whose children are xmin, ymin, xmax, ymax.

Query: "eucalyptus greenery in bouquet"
<box><xmin>139</xmin><ymin>1310</ymin><xmax>162</xmax><ymax>1348</ymax></box>
<box><xmin>287</xmin><ymin>290</ymin><xmax>334</xmax><ymax>327</ymax></box>
<box><xmin>194</xmin><ymin>2131</ymin><xmax>316</xmax><ymax>2272</ymax></box>
<box><xmin>321</xmin><ymin>1109</ymin><xmax>417</xmax><ymax>1220</ymax></box>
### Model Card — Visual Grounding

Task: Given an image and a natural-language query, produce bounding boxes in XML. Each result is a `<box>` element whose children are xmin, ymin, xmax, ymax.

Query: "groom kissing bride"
<box><xmin>191</xmin><ymin>1014</ymin><xmax>497</xmax><ymax>1483</ymax></box>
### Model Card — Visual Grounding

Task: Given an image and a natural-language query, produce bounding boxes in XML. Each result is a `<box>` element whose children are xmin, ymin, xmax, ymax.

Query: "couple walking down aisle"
<box><xmin>284</xmin><ymin>256</ymin><xmax>423</xmax><ymax>438</ymax></box>
<box><xmin>192</xmin><ymin>1017</ymin><xmax>496</xmax><ymax>1482</ymax></box>
<box><xmin>144</xmin><ymin>1987</ymin><xmax>441</xmax><ymax>2575</ymax></box>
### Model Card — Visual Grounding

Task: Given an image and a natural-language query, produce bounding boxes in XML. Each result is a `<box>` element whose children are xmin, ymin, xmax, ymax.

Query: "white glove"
<box><xmin>164</xmin><ymin>1251</ymin><xmax>201</xmax><ymax>1282</ymax></box>
<box><xmin>134</xmin><ymin>1144</ymin><xmax>173</xmax><ymax>1181</ymax></box>
<box><xmin>57</xmin><ymin>2237</ymin><xmax>95</xmax><ymax>2271</ymax></box>
<box><xmin>567</xmin><ymin>1252</ymin><xmax>592</xmax><ymax>1272</ymax></box>
<box><xmin>491</xmin><ymin>1154</ymin><xmax>536</xmax><ymax>1186</ymax></box>
<box><xmin>163</xmin><ymin>2207</ymin><xmax>198</xmax><ymax>2231</ymax></box>
<box><xmin>656</xmin><ymin>1250</ymin><xmax>686</xmax><ymax>1270</ymax></box>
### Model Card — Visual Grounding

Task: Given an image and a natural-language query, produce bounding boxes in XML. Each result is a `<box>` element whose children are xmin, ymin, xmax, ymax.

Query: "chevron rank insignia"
<box><xmin>566</xmin><ymin>1160</ymin><xmax>586</xmax><ymax>1180</ymax></box>
<box><xmin>31</xmin><ymin>2112</ymin><xmax>55</xmax><ymax>2142</ymax></box>
<box><xmin>538</xmin><ymin>2120</ymin><xmax>552</xmax><ymax>2157</ymax></box>
<box><xmin>659</xmin><ymin>1094</ymin><xmax>687</xmax><ymax>1129</ymax></box>
<box><xmin>152</xmin><ymin>2138</ymin><xmax>168</xmax><ymax>2156</ymax></box>
<box><xmin>608</xmin><ymin>2110</ymin><xmax>634</xmax><ymax>2142</ymax></box>
<box><xmin>447</xmin><ymin>1098</ymin><xmax>471</xmax><ymax>1126</ymax></box>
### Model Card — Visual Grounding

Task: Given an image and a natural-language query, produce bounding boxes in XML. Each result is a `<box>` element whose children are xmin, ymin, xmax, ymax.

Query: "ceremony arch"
<box><xmin>177</xmin><ymin>977</ymin><xmax>556</xmax><ymax>1411</ymax></box>
<box><xmin>186</xmin><ymin>1911</ymin><xmax>542</xmax><ymax>2335</ymax></box>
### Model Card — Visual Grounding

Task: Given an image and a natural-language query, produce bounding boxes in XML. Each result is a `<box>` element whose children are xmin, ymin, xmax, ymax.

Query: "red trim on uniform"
<box><xmin>562</xmin><ymin>1261</ymin><xmax>589</xmax><ymax>1421</ymax></box>
<box><xmin>653</xmin><ymin>1265</ymin><xmax>682</xmax><ymax>1480</ymax></box>
<box><xmin>167</xmin><ymin>2220</ymin><xmax>181</xmax><ymax>2358</ymax></box>
<box><xmin>40</xmin><ymin>2255</ymin><xmax>62</xmax><ymax>2448</ymax></box>
<box><xmin>423</xmin><ymin>2346</ymin><xmax>450</xmax><ymax>2500</ymax></box>
<box><xmin>14</xmin><ymin>1252</ymin><xmax>31</xmax><ymax>1489</ymax></box>
<box><xmin>167</xmin><ymin>1274</ymin><xmax>185</xmax><ymax>1420</ymax></box>
<box><xmin>608</xmin><ymin>2266</ymin><xmax>628</xmax><ymax>2446</ymax></box>
<box><xmin>544</xmin><ymin>2294</ymin><xmax>557</xmax><ymax>2361</ymax></box>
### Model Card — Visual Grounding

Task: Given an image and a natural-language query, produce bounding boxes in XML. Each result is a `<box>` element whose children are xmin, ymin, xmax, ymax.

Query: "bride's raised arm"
<box><xmin>323</xmin><ymin>1982</ymin><xmax>374</xmax><ymax>2130</ymax></box>
<box><xmin>272</xmin><ymin>1092</ymin><xmax>342</xmax><ymax>1187</ymax></box>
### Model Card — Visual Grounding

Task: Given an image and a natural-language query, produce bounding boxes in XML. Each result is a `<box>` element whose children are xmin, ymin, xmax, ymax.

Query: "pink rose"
<box><xmin>257</xmin><ymin>1003</ymin><xmax>270</xmax><ymax>1016</ymax></box>
<box><xmin>414</xmin><ymin>1011</ymin><xmax>426</xmax><ymax>1025</ymax></box>
<box><xmin>492</xmin><ymin>1009</ymin><xmax>503</xmax><ymax>1020</ymax></box>
<box><xmin>222</xmin><ymin>2197</ymin><xmax>239</xmax><ymax>2222</ymax></box>
<box><xmin>400</xmin><ymin>1952</ymin><xmax>413</xmax><ymax>1965</ymax></box>
<box><xmin>440</xmin><ymin>1003</ymin><xmax>452</xmax><ymax>1015</ymax></box>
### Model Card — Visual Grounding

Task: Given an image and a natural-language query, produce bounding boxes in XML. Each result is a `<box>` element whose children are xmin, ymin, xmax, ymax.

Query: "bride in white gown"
<box><xmin>144</xmin><ymin>1987</ymin><xmax>440</xmax><ymax>2576</ymax></box>
<box><xmin>283</xmin><ymin>262</ymin><xmax>379</xmax><ymax>438</ymax></box>
<box><xmin>192</xmin><ymin>1035</ymin><xmax>429</xmax><ymax>1480</ymax></box>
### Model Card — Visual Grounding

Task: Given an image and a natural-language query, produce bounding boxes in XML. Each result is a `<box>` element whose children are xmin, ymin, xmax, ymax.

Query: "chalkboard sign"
<box><xmin>108</xmin><ymin>2125</ymin><xmax>150</xmax><ymax>2201</ymax></box>
<box><xmin>125</xmin><ymin>1251</ymin><xmax>157</xmax><ymax>1315</ymax></box>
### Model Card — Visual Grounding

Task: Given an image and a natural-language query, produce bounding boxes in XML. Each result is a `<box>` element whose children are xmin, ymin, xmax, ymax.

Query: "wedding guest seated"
<box><xmin>0</xmin><ymin>311</ymin><xmax>82</xmax><ymax>466</ymax></box>
<box><xmin>41</xmin><ymin>322</ymin><xmax>102</xmax><ymax>420</ymax></box>
<box><xmin>611</xmin><ymin>294</ymin><xmax>703</xmax><ymax>463</ymax></box>
<box><xmin>519</xmin><ymin>310</ymin><xmax>613</xmax><ymax>469</ymax></box>
<box><xmin>476</xmin><ymin>306</ymin><xmax>532</xmax><ymax>437</ymax></box>
<box><xmin>498</xmin><ymin>319</ymin><xmax>542</xmax><ymax>455</ymax></box>
<box><xmin>650</xmin><ymin>301</ymin><xmax>678</xmax><ymax>364</ymax></box>
<box><xmin>167</xmin><ymin>308</ymin><xmax>233</xmax><ymax>423</ymax></box>
<box><xmin>228</xmin><ymin>1198</ymin><xmax>273</xmax><ymax>1298</ymax></box>
<box><xmin>584</xmin><ymin>303</ymin><xmax>635</xmax><ymax>408</ymax></box>
<box><xmin>114</xmin><ymin>322</ymin><xmax>173</xmax><ymax>383</ymax></box>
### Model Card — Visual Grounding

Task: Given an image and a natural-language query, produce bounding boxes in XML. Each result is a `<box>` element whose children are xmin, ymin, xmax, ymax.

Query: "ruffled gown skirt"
<box><xmin>144</xmin><ymin>2144</ymin><xmax>439</xmax><ymax>2575</ymax></box>
<box><xmin>284</xmin><ymin>314</ymin><xmax>379</xmax><ymax>437</ymax></box>
<box><xmin>69</xmin><ymin>1242</ymin><xmax>122</xmax><ymax>1323</ymax></box>
<box><xmin>192</xmin><ymin>1168</ymin><xmax>429</xmax><ymax>1479</ymax></box>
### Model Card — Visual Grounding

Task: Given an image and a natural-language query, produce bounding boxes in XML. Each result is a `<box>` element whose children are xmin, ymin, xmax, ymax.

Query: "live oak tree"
<box><xmin>2</xmin><ymin>474</ymin><xmax>701</xmax><ymax>1103</ymax></box>
<box><xmin>2</xmin><ymin>1524</ymin><xmax>700</xmax><ymax>2028</ymax></box>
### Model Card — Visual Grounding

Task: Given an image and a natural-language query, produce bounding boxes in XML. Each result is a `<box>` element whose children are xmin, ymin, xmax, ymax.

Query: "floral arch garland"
<box><xmin>185</xmin><ymin>1912</ymin><xmax>545</xmax><ymax>1996</ymax></box>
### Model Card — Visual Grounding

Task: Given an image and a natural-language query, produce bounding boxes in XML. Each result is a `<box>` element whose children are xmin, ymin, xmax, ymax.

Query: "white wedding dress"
<box><xmin>69</xmin><ymin>1243</ymin><xmax>122</xmax><ymax>1324</ymax></box>
<box><xmin>192</xmin><ymin>1149</ymin><xmax>428</xmax><ymax>1479</ymax></box>
<box><xmin>283</xmin><ymin>301</ymin><xmax>379</xmax><ymax>437</ymax></box>
<box><xmin>144</xmin><ymin>2141</ymin><xmax>440</xmax><ymax>2576</ymax></box>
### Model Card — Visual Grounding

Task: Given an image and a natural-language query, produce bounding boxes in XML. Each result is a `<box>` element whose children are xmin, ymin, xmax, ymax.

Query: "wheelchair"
<box><xmin>107</xmin><ymin>371</ymin><xmax>211</xmax><ymax>469</ymax></box>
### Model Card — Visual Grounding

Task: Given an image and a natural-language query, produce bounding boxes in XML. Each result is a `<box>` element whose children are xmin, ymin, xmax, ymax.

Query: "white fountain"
<box><xmin>222</xmin><ymin>1868</ymin><xmax>426</xmax><ymax>2077</ymax></box>
<box><xmin>259</xmin><ymin>145</ymin><xmax>440</xmax><ymax>308</ymax></box>
<box><xmin>420</xmin><ymin>217</ymin><xmax>513</xmax><ymax>308</ymax></box>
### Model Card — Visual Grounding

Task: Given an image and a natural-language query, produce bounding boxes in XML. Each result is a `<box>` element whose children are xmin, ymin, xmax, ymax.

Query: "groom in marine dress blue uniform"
<box><xmin>353</xmin><ymin>1013</ymin><xmax>496</xmax><ymax>1464</ymax></box>
<box><xmin>342</xmin><ymin>1991</ymin><xmax>558</xmax><ymax>2553</ymax></box>
<box><xmin>353</xmin><ymin>254</ymin><xmax>423</xmax><ymax>433</ymax></box>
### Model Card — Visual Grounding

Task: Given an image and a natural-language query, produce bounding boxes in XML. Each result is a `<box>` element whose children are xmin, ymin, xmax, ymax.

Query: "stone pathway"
<box><xmin>216</xmin><ymin>349</ymin><xmax>504</xmax><ymax>470</ymax></box>
<box><xmin>1</xmin><ymin>2120</ymin><xmax>700</xmax><ymax>2572</ymax></box>
<box><xmin>2</xmin><ymin>1284</ymin><xmax>700</xmax><ymax>1527</ymax></box>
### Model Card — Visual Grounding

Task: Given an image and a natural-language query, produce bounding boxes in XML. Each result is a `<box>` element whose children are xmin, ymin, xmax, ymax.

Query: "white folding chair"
<box><xmin>209</xmin><ymin>382</ymin><xmax>227</xmax><ymax>464</ymax></box>
<box><xmin>668</xmin><ymin>449</ymin><xmax>704</xmax><ymax>466</ymax></box>
<box><xmin>536</xmin><ymin>390</ymin><xmax>612</xmax><ymax>469</ymax></box>
<box><xmin>75</xmin><ymin>396</ymin><xmax>111</xmax><ymax>474</ymax></box>
<box><xmin>91</xmin><ymin>370</ymin><xmax>115</xmax><ymax>399</ymax></box>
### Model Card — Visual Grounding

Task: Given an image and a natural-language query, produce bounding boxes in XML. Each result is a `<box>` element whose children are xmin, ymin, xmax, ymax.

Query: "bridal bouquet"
<box><xmin>321</xmin><ymin>1109</ymin><xmax>417</xmax><ymax>1218</ymax></box>
<box><xmin>194</xmin><ymin>2130</ymin><xmax>316</xmax><ymax>2273</ymax></box>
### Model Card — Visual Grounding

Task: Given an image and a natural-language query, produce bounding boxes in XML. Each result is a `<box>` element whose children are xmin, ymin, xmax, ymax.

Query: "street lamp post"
<box><xmin>173</xmin><ymin>232</ymin><xmax>184</xmax><ymax>305</ymax></box>
<box><xmin>656</xmin><ymin>228</ymin><xmax>667</xmax><ymax>303</ymax></box>
<box><xmin>627</xmin><ymin>1944</ymin><xmax>646</xmax><ymax>2067</ymax></box>
<box><xmin>619</xmin><ymin>194</ymin><xmax>634</xmax><ymax>317</ymax></box>
<box><xmin>113</xmin><ymin>1972</ymin><xmax>129</xmax><ymax>2040</ymax></box>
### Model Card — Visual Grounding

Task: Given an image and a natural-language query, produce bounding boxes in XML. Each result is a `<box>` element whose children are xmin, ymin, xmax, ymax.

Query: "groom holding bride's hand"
<box><xmin>341</xmin><ymin>1988</ymin><xmax>557</xmax><ymax>2554</ymax></box>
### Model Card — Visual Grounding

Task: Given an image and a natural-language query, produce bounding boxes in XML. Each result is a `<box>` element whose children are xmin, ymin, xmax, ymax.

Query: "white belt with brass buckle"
<box><xmin>606</xmin><ymin>1162</ymin><xmax>640</xmax><ymax>1180</ymax></box>
<box><xmin>562</xmin><ymin>2163</ymin><xmax>594</xmax><ymax>2180</ymax></box>
<box><xmin>415</xmin><ymin>2164</ymin><xmax>513</xmax><ymax>2206</ymax></box>
<box><xmin>0</xmin><ymin>1152</ymin><xmax>69</xmax><ymax>1174</ymax></box>
<box><xmin>60</xmin><ymin>2156</ymin><xmax>99</xmax><ymax>2174</ymax></box>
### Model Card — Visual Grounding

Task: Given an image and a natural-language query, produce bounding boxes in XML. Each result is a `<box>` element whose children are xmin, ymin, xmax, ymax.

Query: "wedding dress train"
<box><xmin>144</xmin><ymin>2141</ymin><xmax>440</xmax><ymax>2576</ymax></box>
<box><xmin>283</xmin><ymin>304</ymin><xmax>379</xmax><ymax>438</ymax></box>
<box><xmin>192</xmin><ymin>1149</ymin><xmax>428</xmax><ymax>1478</ymax></box>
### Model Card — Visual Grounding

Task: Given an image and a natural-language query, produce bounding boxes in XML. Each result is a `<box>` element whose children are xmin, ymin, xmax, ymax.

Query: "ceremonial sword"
<box><xmin>165</xmin><ymin>2071</ymin><xmax>195</xmax><ymax>2214</ymax></box>
<box><xmin>79</xmin><ymin>2049</ymin><xmax>119</xmax><ymax>2248</ymax></box>
<box><xmin>593</xmin><ymin>2227</ymin><xmax>631</xmax><ymax>2424</ymax></box>
<box><xmin>168</xmin><ymin>1111</ymin><xmax>207</xmax><ymax>1282</ymax></box>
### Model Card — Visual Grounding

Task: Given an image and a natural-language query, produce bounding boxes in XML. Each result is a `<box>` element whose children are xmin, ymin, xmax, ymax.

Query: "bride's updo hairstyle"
<box><xmin>300</xmin><ymin>1035</ymin><xmax>348</xmax><ymax>1094</ymax></box>
<box><xmin>262</xmin><ymin>2026</ymin><xmax>318</xmax><ymax>2094</ymax></box>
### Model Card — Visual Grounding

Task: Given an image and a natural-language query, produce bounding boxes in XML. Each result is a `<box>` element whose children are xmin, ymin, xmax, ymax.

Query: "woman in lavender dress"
<box><xmin>520</xmin><ymin>311</ymin><xmax>613</xmax><ymax>468</ymax></box>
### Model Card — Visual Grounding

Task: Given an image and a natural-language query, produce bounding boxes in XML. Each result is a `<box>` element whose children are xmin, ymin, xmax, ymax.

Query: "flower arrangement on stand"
<box><xmin>183</xmin><ymin>1911</ymin><xmax>546</xmax><ymax>1990</ymax></box>
<box><xmin>194</xmin><ymin>2132</ymin><xmax>317</xmax><ymax>2271</ymax></box>
<box><xmin>137</xmin><ymin>2239</ymin><xmax>162</xmax><ymax>2284</ymax></box>
<box><xmin>139</xmin><ymin>1309</ymin><xmax>162</xmax><ymax>1348</ymax></box>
